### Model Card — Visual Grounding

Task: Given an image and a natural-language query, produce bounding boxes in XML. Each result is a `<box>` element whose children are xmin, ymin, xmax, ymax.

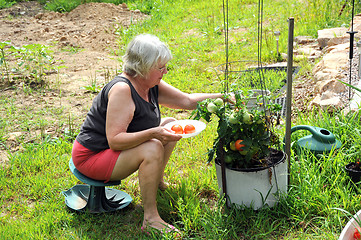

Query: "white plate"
<box><xmin>164</xmin><ymin>120</ymin><xmax>206</xmax><ymax>138</ymax></box>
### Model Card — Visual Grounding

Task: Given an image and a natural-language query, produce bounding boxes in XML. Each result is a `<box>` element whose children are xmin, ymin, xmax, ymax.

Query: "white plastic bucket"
<box><xmin>338</xmin><ymin>210</ymin><xmax>361</xmax><ymax>240</ymax></box>
<box><xmin>215</xmin><ymin>152</ymin><xmax>288</xmax><ymax>210</ymax></box>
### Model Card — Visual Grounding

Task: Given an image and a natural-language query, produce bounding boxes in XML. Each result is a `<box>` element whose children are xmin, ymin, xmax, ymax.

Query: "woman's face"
<box><xmin>145</xmin><ymin>63</ymin><xmax>168</xmax><ymax>87</ymax></box>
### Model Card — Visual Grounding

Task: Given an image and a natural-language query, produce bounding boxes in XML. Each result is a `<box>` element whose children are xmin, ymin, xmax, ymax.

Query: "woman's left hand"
<box><xmin>153</xmin><ymin>126</ymin><xmax>182</xmax><ymax>145</ymax></box>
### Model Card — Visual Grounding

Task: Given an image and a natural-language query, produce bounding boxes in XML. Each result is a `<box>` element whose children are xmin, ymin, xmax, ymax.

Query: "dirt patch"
<box><xmin>0</xmin><ymin>1</ymin><xmax>148</xmax><ymax>89</ymax></box>
<box><xmin>0</xmin><ymin>1</ymin><xmax>149</xmax><ymax>163</ymax></box>
<box><xmin>0</xmin><ymin>1</ymin><xmax>147</xmax><ymax>51</ymax></box>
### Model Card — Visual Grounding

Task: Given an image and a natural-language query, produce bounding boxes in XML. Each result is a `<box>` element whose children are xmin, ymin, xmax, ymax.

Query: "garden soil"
<box><xmin>0</xmin><ymin>1</ymin><xmax>149</xmax><ymax>163</ymax></box>
<box><xmin>0</xmin><ymin>1</ymin><xmax>319</xmax><ymax>164</ymax></box>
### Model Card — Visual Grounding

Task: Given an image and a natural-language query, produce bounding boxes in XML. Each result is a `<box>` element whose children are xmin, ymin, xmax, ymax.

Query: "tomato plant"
<box><xmin>192</xmin><ymin>90</ymin><xmax>281</xmax><ymax>169</ymax></box>
<box><xmin>171</xmin><ymin>124</ymin><xmax>183</xmax><ymax>134</ymax></box>
<box><xmin>184</xmin><ymin>124</ymin><xmax>196</xmax><ymax>134</ymax></box>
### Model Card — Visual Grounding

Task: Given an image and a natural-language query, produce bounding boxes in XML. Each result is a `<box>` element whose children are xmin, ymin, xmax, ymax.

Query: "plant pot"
<box><xmin>338</xmin><ymin>209</ymin><xmax>361</xmax><ymax>240</ymax></box>
<box><xmin>345</xmin><ymin>162</ymin><xmax>361</xmax><ymax>183</ymax></box>
<box><xmin>215</xmin><ymin>149</ymin><xmax>288</xmax><ymax>210</ymax></box>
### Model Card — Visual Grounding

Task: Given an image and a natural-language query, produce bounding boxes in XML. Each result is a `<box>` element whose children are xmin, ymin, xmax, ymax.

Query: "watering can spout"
<box><xmin>288</xmin><ymin>125</ymin><xmax>342</xmax><ymax>154</ymax></box>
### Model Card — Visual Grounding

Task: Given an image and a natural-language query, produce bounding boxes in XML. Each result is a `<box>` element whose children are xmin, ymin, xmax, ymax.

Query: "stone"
<box><xmin>313</xmin><ymin>51</ymin><xmax>348</xmax><ymax>74</ymax></box>
<box><xmin>328</xmin><ymin>42</ymin><xmax>349</xmax><ymax>53</ymax></box>
<box><xmin>296</xmin><ymin>45</ymin><xmax>318</xmax><ymax>56</ymax></box>
<box><xmin>295</xmin><ymin>36</ymin><xmax>316</xmax><ymax>45</ymax></box>
<box><xmin>317</xmin><ymin>27</ymin><xmax>348</xmax><ymax>49</ymax></box>
<box><xmin>314</xmin><ymin>71</ymin><xmax>334</xmax><ymax>82</ymax></box>
<box><xmin>315</xmin><ymin>79</ymin><xmax>346</xmax><ymax>94</ymax></box>
<box><xmin>315</xmin><ymin>69</ymin><xmax>340</xmax><ymax>81</ymax></box>
<box><xmin>7</xmin><ymin>132</ymin><xmax>23</xmax><ymax>141</ymax></box>
<box><xmin>349</xmin><ymin>81</ymin><xmax>361</xmax><ymax>110</ymax></box>
<box><xmin>327</xmin><ymin>36</ymin><xmax>349</xmax><ymax>47</ymax></box>
<box><xmin>310</xmin><ymin>94</ymin><xmax>343</xmax><ymax>111</ymax></box>
<box><xmin>352</xmin><ymin>15</ymin><xmax>361</xmax><ymax>39</ymax></box>
<box><xmin>320</xmin><ymin>90</ymin><xmax>337</xmax><ymax>100</ymax></box>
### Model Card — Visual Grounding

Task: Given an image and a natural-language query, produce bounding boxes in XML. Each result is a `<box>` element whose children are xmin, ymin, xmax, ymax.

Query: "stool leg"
<box><xmin>86</xmin><ymin>186</ymin><xmax>127</xmax><ymax>213</ymax></box>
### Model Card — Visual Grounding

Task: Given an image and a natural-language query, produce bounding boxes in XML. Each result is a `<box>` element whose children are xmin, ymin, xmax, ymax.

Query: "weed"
<box><xmin>0</xmin><ymin>42</ymin><xmax>56</xmax><ymax>87</ymax></box>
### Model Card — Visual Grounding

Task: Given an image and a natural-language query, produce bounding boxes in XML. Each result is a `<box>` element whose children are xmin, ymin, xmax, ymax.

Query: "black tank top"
<box><xmin>76</xmin><ymin>75</ymin><xmax>161</xmax><ymax>152</ymax></box>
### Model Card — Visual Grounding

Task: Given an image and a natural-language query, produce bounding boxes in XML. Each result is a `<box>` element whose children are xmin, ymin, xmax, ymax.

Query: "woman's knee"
<box><xmin>142</xmin><ymin>139</ymin><xmax>164</xmax><ymax>161</ymax></box>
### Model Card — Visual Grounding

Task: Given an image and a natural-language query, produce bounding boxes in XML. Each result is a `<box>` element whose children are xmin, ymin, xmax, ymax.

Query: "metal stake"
<box><xmin>285</xmin><ymin>17</ymin><xmax>294</xmax><ymax>185</ymax></box>
<box><xmin>347</xmin><ymin>0</ymin><xmax>358</xmax><ymax>100</ymax></box>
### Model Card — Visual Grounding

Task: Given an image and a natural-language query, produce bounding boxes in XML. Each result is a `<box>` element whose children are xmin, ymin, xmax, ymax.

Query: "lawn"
<box><xmin>1</xmin><ymin>0</ymin><xmax>361</xmax><ymax>239</ymax></box>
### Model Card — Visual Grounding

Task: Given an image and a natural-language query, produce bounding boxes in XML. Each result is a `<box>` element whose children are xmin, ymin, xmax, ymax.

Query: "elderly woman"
<box><xmin>72</xmin><ymin>34</ymin><xmax>224</xmax><ymax>234</ymax></box>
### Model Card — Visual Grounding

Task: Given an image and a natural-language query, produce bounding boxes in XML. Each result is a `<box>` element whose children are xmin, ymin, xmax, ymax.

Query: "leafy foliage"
<box><xmin>0</xmin><ymin>42</ymin><xmax>55</xmax><ymax>87</ymax></box>
<box><xmin>192</xmin><ymin>90</ymin><xmax>281</xmax><ymax>169</ymax></box>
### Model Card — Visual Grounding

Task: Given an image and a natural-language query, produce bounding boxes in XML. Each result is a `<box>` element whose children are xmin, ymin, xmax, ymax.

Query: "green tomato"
<box><xmin>228</xmin><ymin>113</ymin><xmax>238</xmax><ymax>124</ymax></box>
<box><xmin>239</xmin><ymin>150</ymin><xmax>248</xmax><ymax>155</ymax></box>
<box><xmin>224</xmin><ymin>154</ymin><xmax>233</xmax><ymax>163</ymax></box>
<box><xmin>229</xmin><ymin>141</ymin><xmax>237</xmax><ymax>151</ymax></box>
<box><xmin>243</xmin><ymin>111</ymin><xmax>252</xmax><ymax>124</ymax></box>
<box><xmin>207</xmin><ymin>102</ymin><xmax>218</xmax><ymax>113</ymax></box>
<box><xmin>214</xmin><ymin>98</ymin><xmax>223</xmax><ymax>106</ymax></box>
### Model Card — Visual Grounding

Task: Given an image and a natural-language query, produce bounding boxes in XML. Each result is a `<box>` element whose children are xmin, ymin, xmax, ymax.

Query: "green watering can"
<box><xmin>290</xmin><ymin>125</ymin><xmax>342</xmax><ymax>154</ymax></box>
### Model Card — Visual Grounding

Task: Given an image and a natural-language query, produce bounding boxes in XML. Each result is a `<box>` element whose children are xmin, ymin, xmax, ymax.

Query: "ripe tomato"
<box><xmin>171</xmin><ymin>124</ymin><xmax>183</xmax><ymax>134</ymax></box>
<box><xmin>235</xmin><ymin>139</ymin><xmax>245</xmax><ymax>151</ymax></box>
<box><xmin>184</xmin><ymin>124</ymin><xmax>196</xmax><ymax>134</ymax></box>
<box><xmin>354</xmin><ymin>228</ymin><xmax>361</xmax><ymax>240</ymax></box>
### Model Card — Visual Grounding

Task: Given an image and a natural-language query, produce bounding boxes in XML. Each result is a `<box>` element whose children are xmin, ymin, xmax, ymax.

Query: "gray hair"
<box><xmin>122</xmin><ymin>34</ymin><xmax>172</xmax><ymax>78</ymax></box>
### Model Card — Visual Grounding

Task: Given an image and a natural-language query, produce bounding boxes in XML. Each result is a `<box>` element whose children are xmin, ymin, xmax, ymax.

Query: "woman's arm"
<box><xmin>158</xmin><ymin>80</ymin><xmax>224</xmax><ymax>110</ymax></box>
<box><xmin>106</xmin><ymin>82</ymin><xmax>181</xmax><ymax>151</ymax></box>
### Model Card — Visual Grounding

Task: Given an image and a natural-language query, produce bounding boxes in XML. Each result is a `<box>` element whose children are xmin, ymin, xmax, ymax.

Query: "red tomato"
<box><xmin>354</xmin><ymin>228</ymin><xmax>361</xmax><ymax>240</ymax></box>
<box><xmin>171</xmin><ymin>124</ymin><xmax>183</xmax><ymax>134</ymax></box>
<box><xmin>235</xmin><ymin>139</ymin><xmax>245</xmax><ymax>151</ymax></box>
<box><xmin>184</xmin><ymin>124</ymin><xmax>196</xmax><ymax>134</ymax></box>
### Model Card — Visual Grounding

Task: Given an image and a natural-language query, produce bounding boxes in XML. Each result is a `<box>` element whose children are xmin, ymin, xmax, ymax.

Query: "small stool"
<box><xmin>62</xmin><ymin>158</ymin><xmax>132</xmax><ymax>213</ymax></box>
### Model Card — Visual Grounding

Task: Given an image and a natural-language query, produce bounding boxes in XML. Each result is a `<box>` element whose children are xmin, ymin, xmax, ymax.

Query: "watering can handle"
<box><xmin>290</xmin><ymin>125</ymin><xmax>337</xmax><ymax>143</ymax></box>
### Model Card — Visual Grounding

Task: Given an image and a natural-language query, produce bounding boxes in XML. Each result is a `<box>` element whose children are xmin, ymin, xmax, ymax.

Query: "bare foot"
<box><xmin>141</xmin><ymin>220</ymin><xmax>181</xmax><ymax>237</ymax></box>
<box><xmin>158</xmin><ymin>180</ymin><xmax>169</xmax><ymax>191</ymax></box>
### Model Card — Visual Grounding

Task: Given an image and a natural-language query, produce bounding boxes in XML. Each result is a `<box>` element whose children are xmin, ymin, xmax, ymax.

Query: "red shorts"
<box><xmin>71</xmin><ymin>140</ymin><xmax>121</xmax><ymax>183</ymax></box>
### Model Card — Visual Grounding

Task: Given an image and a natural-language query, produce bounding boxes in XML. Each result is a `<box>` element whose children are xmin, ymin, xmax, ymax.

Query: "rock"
<box><xmin>313</xmin><ymin>50</ymin><xmax>348</xmax><ymax>74</ymax></box>
<box><xmin>314</xmin><ymin>70</ymin><xmax>339</xmax><ymax>82</ymax></box>
<box><xmin>121</xmin><ymin>3</ymin><xmax>128</xmax><ymax>9</ymax></box>
<box><xmin>349</xmin><ymin>81</ymin><xmax>361</xmax><ymax>110</ymax></box>
<box><xmin>328</xmin><ymin>42</ymin><xmax>350</xmax><ymax>53</ymax></box>
<box><xmin>315</xmin><ymin>79</ymin><xmax>346</xmax><ymax>94</ymax></box>
<box><xmin>327</xmin><ymin>36</ymin><xmax>349</xmax><ymax>47</ymax></box>
<box><xmin>310</xmin><ymin>94</ymin><xmax>343</xmax><ymax>111</ymax></box>
<box><xmin>352</xmin><ymin>15</ymin><xmax>361</xmax><ymax>39</ymax></box>
<box><xmin>317</xmin><ymin>27</ymin><xmax>348</xmax><ymax>49</ymax></box>
<box><xmin>7</xmin><ymin>132</ymin><xmax>23</xmax><ymax>141</ymax></box>
<box><xmin>320</xmin><ymin>90</ymin><xmax>337</xmax><ymax>100</ymax></box>
<box><xmin>295</xmin><ymin>36</ymin><xmax>316</xmax><ymax>45</ymax></box>
<box><xmin>296</xmin><ymin>45</ymin><xmax>318</xmax><ymax>56</ymax></box>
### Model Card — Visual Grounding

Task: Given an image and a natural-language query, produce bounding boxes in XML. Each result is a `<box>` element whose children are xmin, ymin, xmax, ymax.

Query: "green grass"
<box><xmin>1</xmin><ymin>0</ymin><xmax>361</xmax><ymax>239</ymax></box>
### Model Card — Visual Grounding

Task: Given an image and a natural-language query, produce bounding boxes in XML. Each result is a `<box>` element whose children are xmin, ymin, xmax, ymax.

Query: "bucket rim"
<box><xmin>215</xmin><ymin>149</ymin><xmax>287</xmax><ymax>173</ymax></box>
